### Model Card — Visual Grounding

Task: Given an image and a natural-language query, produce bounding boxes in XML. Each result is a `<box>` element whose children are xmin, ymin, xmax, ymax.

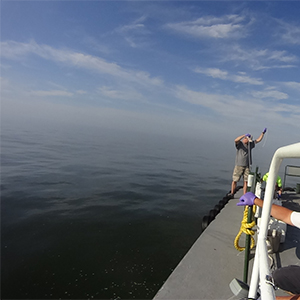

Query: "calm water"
<box><xmin>1</xmin><ymin>124</ymin><xmax>232</xmax><ymax>299</ymax></box>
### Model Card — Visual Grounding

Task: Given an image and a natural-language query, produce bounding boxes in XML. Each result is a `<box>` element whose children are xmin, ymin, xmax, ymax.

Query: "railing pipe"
<box><xmin>258</xmin><ymin>239</ymin><xmax>276</xmax><ymax>298</ymax></box>
<box><xmin>248</xmin><ymin>251</ymin><xmax>259</xmax><ymax>299</ymax></box>
<box><xmin>248</xmin><ymin>142</ymin><xmax>300</xmax><ymax>300</ymax></box>
<box><xmin>243</xmin><ymin>168</ymin><xmax>258</xmax><ymax>283</ymax></box>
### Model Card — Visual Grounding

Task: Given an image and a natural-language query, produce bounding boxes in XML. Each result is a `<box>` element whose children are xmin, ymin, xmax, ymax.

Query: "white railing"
<box><xmin>283</xmin><ymin>165</ymin><xmax>300</xmax><ymax>189</ymax></box>
<box><xmin>248</xmin><ymin>142</ymin><xmax>300</xmax><ymax>300</ymax></box>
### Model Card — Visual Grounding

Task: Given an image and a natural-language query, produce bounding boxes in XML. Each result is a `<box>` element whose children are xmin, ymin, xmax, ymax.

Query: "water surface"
<box><xmin>1</xmin><ymin>124</ymin><xmax>232</xmax><ymax>299</ymax></box>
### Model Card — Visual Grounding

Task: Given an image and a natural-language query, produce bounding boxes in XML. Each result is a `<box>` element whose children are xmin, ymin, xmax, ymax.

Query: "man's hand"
<box><xmin>237</xmin><ymin>192</ymin><xmax>256</xmax><ymax>206</ymax></box>
<box><xmin>263</xmin><ymin>128</ymin><xmax>267</xmax><ymax>134</ymax></box>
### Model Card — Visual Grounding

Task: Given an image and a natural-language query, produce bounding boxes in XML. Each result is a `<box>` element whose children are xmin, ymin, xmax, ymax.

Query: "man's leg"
<box><xmin>231</xmin><ymin>181</ymin><xmax>237</xmax><ymax>195</ymax></box>
<box><xmin>243</xmin><ymin>181</ymin><xmax>248</xmax><ymax>194</ymax></box>
<box><xmin>232</xmin><ymin>166</ymin><xmax>243</xmax><ymax>195</ymax></box>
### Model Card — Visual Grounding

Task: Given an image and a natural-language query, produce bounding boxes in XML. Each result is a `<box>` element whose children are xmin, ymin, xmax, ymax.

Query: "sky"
<box><xmin>1</xmin><ymin>1</ymin><xmax>300</xmax><ymax>163</ymax></box>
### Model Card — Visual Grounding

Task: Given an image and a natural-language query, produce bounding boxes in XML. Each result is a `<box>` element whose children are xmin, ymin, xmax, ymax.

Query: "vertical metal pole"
<box><xmin>243</xmin><ymin>167</ymin><xmax>258</xmax><ymax>283</ymax></box>
<box><xmin>283</xmin><ymin>165</ymin><xmax>288</xmax><ymax>190</ymax></box>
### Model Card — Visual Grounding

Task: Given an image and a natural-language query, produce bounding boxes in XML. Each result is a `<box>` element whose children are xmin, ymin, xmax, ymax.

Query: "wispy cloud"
<box><xmin>276</xmin><ymin>19</ymin><xmax>300</xmax><ymax>45</ymax></box>
<box><xmin>30</xmin><ymin>90</ymin><xmax>73</xmax><ymax>97</ymax></box>
<box><xmin>174</xmin><ymin>85</ymin><xmax>300</xmax><ymax>125</ymax></box>
<box><xmin>1</xmin><ymin>40</ymin><xmax>163</xmax><ymax>87</ymax></box>
<box><xmin>115</xmin><ymin>16</ymin><xmax>151</xmax><ymax>48</ymax></box>
<box><xmin>165</xmin><ymin>14</ymin><xmax>248</xmax><ymax>39</ymax></box>
<box><xmin>174</xmin><ymin>85</ymin><xmax>243</xmax><ymax>115</ymax></box>
<box><xmin>283</xmin><ymin>81</ymin><xmax>300</xmax><ymax>91</ymax></box>
<box><xmin>251</xmin><ymin>87</ymin><xmax>288</xmax><ymax>100</ymax></box>
<box><xmin>83</xmin><ymin>36</ymin><xmax>113</xmax><ymax>55</ymax></box>
<box><xmin>194</xmin><ymin>68</ymin><xmax>228</xmax><ymax>79</ymax></box>
<box><xmin>76</xmin><ymin>90</ymin><xmax>87</xmax><ymax>95</ymax></box>
<box><xmin>98</xmin><ymin>86</ymin><xmax>144</xmax><ymax>101</ymax></box>
<box><xmin>194</xmin><ymin>67</ymin><xmax>263</xmax><ymax>85</ymax></box>
<box><xmin>222</xmin><ymin>44</ymin><xmax>298</xmax><ymax>70</ymax></box>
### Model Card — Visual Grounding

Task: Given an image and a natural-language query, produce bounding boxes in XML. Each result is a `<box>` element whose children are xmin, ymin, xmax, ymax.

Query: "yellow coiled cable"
<box><xmin>234</xmin><ymin>205</ymin><xmax>256</xmax><ymax>251</ymax></box>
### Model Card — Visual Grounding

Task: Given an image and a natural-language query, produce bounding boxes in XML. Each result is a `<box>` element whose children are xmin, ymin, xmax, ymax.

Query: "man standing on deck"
<box><xmin>230</xmin><ymin>128</ymin><xmax>267</xmax><ymax>197</ymax></box>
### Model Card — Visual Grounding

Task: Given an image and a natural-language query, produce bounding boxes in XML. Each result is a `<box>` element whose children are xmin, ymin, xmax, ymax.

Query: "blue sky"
<box><xmin>1</xmin><ymin>1</ymin><xmax>300</xmax><ymax>153</ymax></box>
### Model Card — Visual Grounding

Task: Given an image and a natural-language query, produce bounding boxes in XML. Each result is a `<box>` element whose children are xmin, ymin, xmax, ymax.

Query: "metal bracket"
<box><xmin>265</xmin><ymin>275</ymin><xmax>277</xmax><ymax>290</ymax></box>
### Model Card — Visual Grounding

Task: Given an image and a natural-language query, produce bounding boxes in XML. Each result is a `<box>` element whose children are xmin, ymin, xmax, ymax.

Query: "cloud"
<box><xmin>165</xmin><ymin>14</ymin><xmax>247</xmax><ymax>39</ymax></box>
<box><xmin>115</xmin><ymin>16</ymin><xmax>151</xmax><ymax>48</ymax></box>
<box><xmin>1</xmin><ymin>40</ymin><xmax>163</xmax><ymax>87</ymax></box>
<box><xmin>194</xmin><ymin>67</ymin><xmax>263</xmax><ymax>85</ymax></box>
<box><xmin>30</xmin><ymin>90</ymin><xmax>73</xmax><ymax>97</ymax></box>
<box><xmin>254</xmin><ymin>65</ymin><xmax>296</xmax><ymax>71</ymax></box>
<box><xmin>98</xmin><ymin>86</ymin><xmax>144</xmax><ymax>101</ymax></box>
<box><xmin>276</xmin><ymin>19</ymin><xmax>300</xmax><ymax>45</ymax></box>
<box><xmin>251</xmin><ymin>88</ymin><xmax>288</xmax><ymax>100</ymax></box>
<box><xmin>76</xmin><ymin>90</ymin><xmax>87</xmax><ymax>95</ymax></box>
<box><xmin>194</xmin><ymin>68</ymin><xmax>228</xmax><ymax>79</ymax></box>
<box><xmin>222</xmin><ymin>45</ymin><xmax>298</xmax><ymax>70</ymax></box>
<box><xmin>174</xmin><ymin>85</ymin><xmax>243</xmax><ymax>116</ymax></box>
<box><xmin>267</xmin><ymin>50</ymin><xmax>297</xmax><ymax>63</ymax></box>
<box><xmin>83</xmin><ymin>36</ymin><xmax>112</xmax><ymax>55</ymax></box>
<box><xmin>232</xmin><ymin>74</ymin><xmax>263</xmax><ymax>85</ymax></box>
<box><xmin>283</xmin><ymin>81</ymin><xmax>300</xmax><ymax>91</ymax></box>
<box><xmin>119</xmin><ymin>23</ymin><xmax>146</xmax><ymax>33</ymax></box>
<box><xmin>173</xmin><ymin>85</ymin><xmax>300</xmax><ymax>126</ymax></box>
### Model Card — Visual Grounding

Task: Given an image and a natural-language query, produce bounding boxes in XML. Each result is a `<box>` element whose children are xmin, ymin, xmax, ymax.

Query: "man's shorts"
<box><xmin>232</xmin><ymin>165</ymin><xmax>250</xmax><ymax>182</ymax></box>
<box><xmin>273</xmin><ymin>265</ymin><xmax>300</xmax><ymax>294</ymax></box>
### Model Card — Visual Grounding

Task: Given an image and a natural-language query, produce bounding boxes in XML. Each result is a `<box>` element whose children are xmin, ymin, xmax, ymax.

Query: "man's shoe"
<box><xmin>227</xmin><ymin>193</ymin><xmax>234</xmax><ymax>199</ymax></box>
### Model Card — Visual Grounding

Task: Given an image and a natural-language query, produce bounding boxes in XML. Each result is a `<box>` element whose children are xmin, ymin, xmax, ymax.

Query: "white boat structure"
<box><xmin>154</xmin><ymin>142</ymin><xmax>300</xmax><ymax>300</ymax></box>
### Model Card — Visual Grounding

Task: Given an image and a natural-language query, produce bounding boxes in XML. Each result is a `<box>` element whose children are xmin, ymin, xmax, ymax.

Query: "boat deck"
<box><xmin>154</xmin><ymin>189</ymin><xmax>300</xmax><ymax>300</ymax></box>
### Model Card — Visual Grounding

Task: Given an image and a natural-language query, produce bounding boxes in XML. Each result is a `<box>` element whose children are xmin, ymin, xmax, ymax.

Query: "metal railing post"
<box><xmin>243</xmin><ymin>167</ymin><xmax>258</xmax><ymax>283</ymax></box>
